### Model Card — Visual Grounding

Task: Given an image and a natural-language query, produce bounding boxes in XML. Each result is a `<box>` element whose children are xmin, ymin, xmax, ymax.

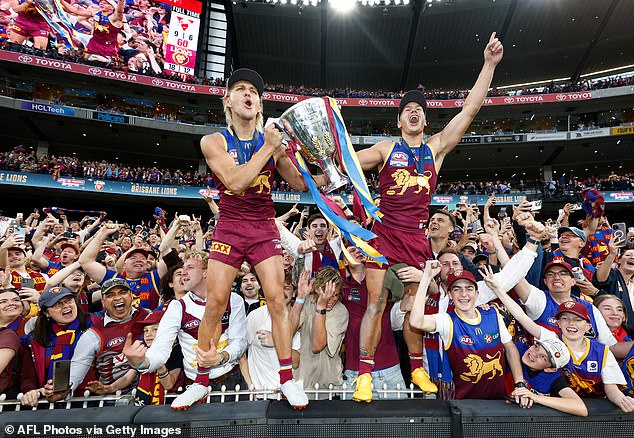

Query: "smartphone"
<box><xmin>570</xmin><ymin>203</ymin><xmax>582</xmax><ymax>211</ymax></box>
<box><xmin>111</xmin><ymin>231</ymin><xmax>120</xmax><ymax>241</ymax></box>
<box><xmin>467</xmin><ymin>220</ymin><xmax>479</xmax><ymax>234</ymax></box>
<box><xmin>20</xmin><ymin>277</ymin><xmax>35</xmax><ymax>289</ymax></box>
<box><xmin>15</xmin><ymin>227</ymin><xmax>26</xmax><ymax>239</ymax></box>
<box><xmin>613</xmin><ymin>223</ymin><xmax>627</xmax><ymax>243</ymax></box>
<box><xmin>497</xmin><ymin>207</ymin><xmax>507</xmax><ymax>219</ymax></box>
<box><xmin>52</xmin><ymin>360</ymin><xmax>71</xmax><ymax>392</ymax></box>
<box><xmin>64</xmin><ymin>232</ymin><xmax>78</xmax><ymax>239</ymax></box>
<box><xmin>527</xmin><ymin>200</ymin><xmax>542</xmax><ymax>211</ymax></box>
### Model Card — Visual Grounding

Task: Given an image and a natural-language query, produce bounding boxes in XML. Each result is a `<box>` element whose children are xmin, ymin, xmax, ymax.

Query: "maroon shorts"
<box><xmin>366</xmin><ymin>221</ymin><xmax>432</xmax><ymax>270</ymax></box>
<box><xmin>208</xmin><ymin>219</ymin><xmax>282</xmax><ymax>269</ymax></box>
<box><xmin>11</xmin><ymin>15</ymin><xmax>50</xmax><ymax>38</ymax></box>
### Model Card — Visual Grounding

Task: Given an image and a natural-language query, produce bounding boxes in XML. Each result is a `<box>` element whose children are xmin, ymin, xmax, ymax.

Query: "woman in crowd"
<box><xmin>19</xmin><ymin>286</ymin><xmax>92</xmax><ymax>407</ymax></box>
<box><xmin>594</xmin><ymin>295</ymin><xmax>631</xmax><ymax>342</ymax></box>
<box><xmin>0</xmin><ymin>288</ymin><xmax>22</xmax><ymax>397</ymax></box>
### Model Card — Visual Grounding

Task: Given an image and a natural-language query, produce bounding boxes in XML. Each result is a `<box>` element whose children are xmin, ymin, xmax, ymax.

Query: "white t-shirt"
<box><xmin>523</xmin><ymin>286</ymin><xmax>617</xmax><ymax>346</ymax></box>
<box><xmin>247</xmin><ymin>305</ymin><xmax>301</xmax><ymax>392</ymax></box>
<box><xmin>539</xmin><ymin>328</ymin><xmax>625</xmax><ymax>385</ymax></box>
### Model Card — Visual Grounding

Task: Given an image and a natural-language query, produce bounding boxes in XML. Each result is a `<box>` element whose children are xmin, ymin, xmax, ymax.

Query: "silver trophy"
<box><xmin>279</xmin><ymin>98</ymin><xmax>349</xmax><ymax>193</ymax></box>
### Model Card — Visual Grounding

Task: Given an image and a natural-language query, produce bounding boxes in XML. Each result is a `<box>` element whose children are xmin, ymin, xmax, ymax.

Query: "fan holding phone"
<box><xmin>19</xmin><ymin>287</ymin><xmax>92</xmax><ymax>407</ymax></box>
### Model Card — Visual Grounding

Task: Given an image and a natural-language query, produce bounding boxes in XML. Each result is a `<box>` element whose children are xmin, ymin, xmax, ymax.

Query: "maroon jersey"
<box><xmin>342</xmin><ymin>276</ymin><xmax>399</xmax><ymax>371</ymax></box>
<box><xmin>445</xmin><ymin>308</ymin><xmax>506</xmax><ymax>400</ymax></box>
<box><xmin>378</xmin><ymin>141</ymin><xmax>438</xmax><ymax>230</ymax></box>
<box><xmin>91</xmin><ymin>309</ymin><xmax>150</xmax><ymax>388</ymax></box>
<box><xmin>86</xmin><ymin>15</ymin><xmax>119</xmax><ymax>59</ymax></box>
<box><xmin>213</xmin><ymin>129</ymin><xmax>276</xmax><ymax>221</ymax></box>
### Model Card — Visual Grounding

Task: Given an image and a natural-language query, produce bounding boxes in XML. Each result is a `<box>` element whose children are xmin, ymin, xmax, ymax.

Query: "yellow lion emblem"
<box><xmin>460</xmin><ymin>351</ymin><xmax>503</xmax><ymax>384</ymax></box>
<box><xmin>249</xmin><ymin>170</ymin><xmax>272</xmax><ymax>194</ymax></box>
<box><xmin>387</xmin><ymin>169</ymin><xmax>432</xmax><ymax>196</ymax></box>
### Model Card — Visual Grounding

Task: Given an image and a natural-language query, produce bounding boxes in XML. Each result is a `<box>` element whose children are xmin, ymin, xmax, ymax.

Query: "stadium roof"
<box><xmin>228</xmin><ymin>0</ymin><xmax>634</xmax><ymax>91</ymax></box>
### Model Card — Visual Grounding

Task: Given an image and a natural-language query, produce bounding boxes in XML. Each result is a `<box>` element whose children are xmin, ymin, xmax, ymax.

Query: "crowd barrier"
<box><xmin>0</xmin><ymin>386</ymin><xmax>632</xmax><ymax>438</ymax></box>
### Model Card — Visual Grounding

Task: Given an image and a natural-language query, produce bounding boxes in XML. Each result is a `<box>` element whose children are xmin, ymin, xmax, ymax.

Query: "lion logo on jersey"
<box><xmin>386</xmin><ymin>169</ymin><xmax>432</xmax><ymax>196</ymax></box>
<box><xmin>249</xmin><ymin>170</ymin><xmax>272</xmax><ymax>194</ymax></box>
<box><xmin>460</xmin><ymin>351</ymin><xmax>503</xmax><ymax>384</ymax></box>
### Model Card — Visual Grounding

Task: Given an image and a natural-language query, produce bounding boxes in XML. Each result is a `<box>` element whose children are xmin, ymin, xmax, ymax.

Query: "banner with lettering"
<box><xmin>1</xmin><ymin>171</ymin><xmax>632</xmax><ymax>206</ymax></box>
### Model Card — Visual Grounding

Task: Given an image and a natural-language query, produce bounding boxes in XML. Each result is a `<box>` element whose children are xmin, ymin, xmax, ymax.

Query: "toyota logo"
<box><xmin>504</xmin><ymin>97</ymin><xmax>514</xmax><ymax>104</ymax></box>
<box><xmin>555</xmin><ymin>94</ymin><xmax>566</xmax><ymax>101</ymax></box>
<box><xmin>18</xmin><ymin>55</ymin><xmax>33</xmax><ymax>63</ymax></box>
<box><xmin>152</xmin><ymin>79</ymin><xmax>164</xmax><ymax>86</ymax></box>
<box><xmin>262</xmin><ymin>92</ymin><xmax>270</xmax><ymax>99</ymax></box>
<box><xmin>455</xmin><ymin>100</ymin><xmax>465</xmax><ymax>106</ymax></box>
<box><xmin>88</xmin><ymin>67</ymin><xmax>102</xmax><ymax>75</ymax></box>
<box><xmin>209</xmin><ymin>87</ymin><xmax>219</xmax><ymax>94</ymax></box>
<box><xmin>359</xmin><ymin>100</ymin><xmax>368</xmax><ymax>106</ymax></box>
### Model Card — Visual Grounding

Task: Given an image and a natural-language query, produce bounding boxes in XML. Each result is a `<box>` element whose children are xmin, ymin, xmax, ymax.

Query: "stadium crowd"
<box><xmin>2</xmin><ymin>145</ymin><xmax>633</xmax><ymax>198</ymax></box>
<box><xmin>0</xmin><ymin>191</ymin><xmax>633</xmax><ymax>413</ymax></box>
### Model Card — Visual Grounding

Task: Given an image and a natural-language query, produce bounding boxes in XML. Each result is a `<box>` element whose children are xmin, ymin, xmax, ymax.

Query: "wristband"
<box><xmin>526</xmin><ymin>237</ymin><xmax>540</xmax><ymax>245</ymax></box>
<box><xmin>295</xmin><ymin>297</ymin><xmax>305</xmax><ymax>305</ymax></box>
<box><xmin>514</xmin><ymin>380</ymin><xmax>528</xmax><ymax>389</ymax></box>
<box><xmin>130</xmin><ymin>360</ymin><xmax>149</xmax><ymax>372</ymax></box>
<box><xmin>158</xmin><ymin>370</ymin><xmax>169</xmax><ymax>379</ymax></box>
<box><xmin>488</xmin><ymin>250</ymin><xmax>498</xmax><ymax>255</ymax></box>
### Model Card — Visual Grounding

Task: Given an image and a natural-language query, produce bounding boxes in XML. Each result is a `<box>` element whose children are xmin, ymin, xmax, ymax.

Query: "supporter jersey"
<box><xmin>102</xmin><ymin>270</ymin><xmax>161</xmax><ymax>310</ymax></box>
<box><xmin>213</xmin><ymin>129</ymin><xmax>276</xmax><ymax>221</ymax></box>
<box><xmin>342</xmin><ymin>276</ymin><xmax>398</xmax><ymax>371</ymax></box>
<box><xmin>534</xmin><ymin>293</ymin><xmax>599</xmax><ymax>340</ymax></box>
<box><xmin>175</xmin><ymin>292</ymin><xmax>236</xmax><ymax>380</ymax></box>
<box><xmin>378</xmin><ymin>141</ymin><xmax>438</xmax><ymax>230</ymax></box>
<box><xmin>515</xmin><ymin>341</ymin><xmax>563</xmax><ymax>396</ymax></box>
<box><xmin>86</xmin><ymin>14</ymin><xmax>119</xmax><ymax>59</ymax></box>
<box><xmin>90</xmin><ymin>309</ymin><xmax>150</xmax><ymax>388</ymax></box>
<box><xmin>44</xmin><ymin>261</ymin><xmax>63</xmax><ymax>277</ymax></box>
<box><xmin>621</xmin><ymin>343</ymin><xmax>634</xmax><ymax>397</ymax></box>
<box><xmin>445</xmin><ymin>307</ymin><xmax>506</xmax><ymax>399</ymax></box>
<box><xmin>560</xmin><ymin>338</ymin><xmax>608</xmax><ymax>398</ymax></box>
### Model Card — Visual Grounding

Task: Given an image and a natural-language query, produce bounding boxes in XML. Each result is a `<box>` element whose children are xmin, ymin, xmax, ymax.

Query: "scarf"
<box><xmin>423</xmin><ymin>290</ymin><xmax>455</xmax><ymax>400</ymax></box>
<box><xmin>312</xmin><ymin>240</ymin><xmax>340</xmax><ymax>274</ymax></box>
<box><xmin>584</xmin><ymin>226</ymin><xmax>612</xmax><ymax>265</ymax></box>
<box><xmin>27</xmin><ymin>319</ymin><xmax>83</xmax><ymax>386</ymax></box>
<box><xmin>135</xmin><ymin>370</ymin><xmax>164</xmax><ymax>406</ymax></box>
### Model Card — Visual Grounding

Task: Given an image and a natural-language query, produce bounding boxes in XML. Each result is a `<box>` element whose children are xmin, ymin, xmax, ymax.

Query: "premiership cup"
<box><xmin>279</xmin><ymin>98</ymin><xmax>349</xmax><ymax>193</ymax></box>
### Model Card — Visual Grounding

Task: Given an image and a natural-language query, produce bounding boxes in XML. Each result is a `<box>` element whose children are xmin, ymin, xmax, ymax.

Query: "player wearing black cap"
<box><xmin>171</xmin><ymin>68</ymin><xmax>311</xmax><ymax>410</ymax></box>
<box><xmin>352</xmin><ymin>32</ymin><xmax>504</xmax><ymax>402</ymax></box>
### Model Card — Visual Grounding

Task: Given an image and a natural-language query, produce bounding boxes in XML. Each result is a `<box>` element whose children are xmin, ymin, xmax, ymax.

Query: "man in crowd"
<box><xmin>352</xmin><ymin>32</ymin><xmax>504</xmax><ymax>402</ymax></box>
<box><xmin>123</xmin><ymin>251</ymin><xmax>247</xmax><ymax>409</ymax></box>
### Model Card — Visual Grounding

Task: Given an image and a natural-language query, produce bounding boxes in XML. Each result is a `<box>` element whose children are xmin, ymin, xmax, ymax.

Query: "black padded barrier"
<box><xmin>1</xmin><ymin>399</ymin><xmax>633</xmax><ymax>438</ymax></box>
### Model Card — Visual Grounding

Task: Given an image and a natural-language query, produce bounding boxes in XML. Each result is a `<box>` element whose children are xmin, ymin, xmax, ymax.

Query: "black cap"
<box><xmin>227</xmin><ymin>68</ymin><xmax>264</xmax><ymax>97</ymax></box>
<box><xmin>398</xmin><ymin>90</ymin><xmax>427</xmax><ymax>116</ymax></box>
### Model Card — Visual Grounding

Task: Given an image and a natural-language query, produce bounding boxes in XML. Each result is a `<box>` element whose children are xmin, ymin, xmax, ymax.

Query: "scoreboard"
<box><xmin>163</xmin><ymin>0</ymin><xmax>203</xmax><ymax>77</ymax></box>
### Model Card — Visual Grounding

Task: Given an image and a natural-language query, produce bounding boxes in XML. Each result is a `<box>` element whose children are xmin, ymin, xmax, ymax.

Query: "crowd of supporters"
<box><xmin>1</xmin><ymin>193</ymin><xmax>634</xmax><ymax>413</ymax></box>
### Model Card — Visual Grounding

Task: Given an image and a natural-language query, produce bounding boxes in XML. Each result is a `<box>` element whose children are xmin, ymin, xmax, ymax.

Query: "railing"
<box><xmin>0</xmin><ymin>383</ymin><xmax>429</xmax><ymax>411</ymax></box>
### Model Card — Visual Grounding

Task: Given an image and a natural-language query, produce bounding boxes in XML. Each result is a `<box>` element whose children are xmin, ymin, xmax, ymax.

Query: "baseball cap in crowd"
<box><xmin>447</xmin><ymin>270</ymin><xmax>478</xmax><ymax>290</ymax></box>
<box><xmin>38</xmin><ymin>286</ymin><xmax>74</xmax><ymax>309</ymax></box>
<box><xmin>125</xmin><ymin>248</ymin><xmax>149</xmax><ymax>261</ymax></box>
<box><xmin>463</xmin><ymin>242</ymin><xmax>478</xmax><ymax>253</ymax></box>
<box><xmin>227</xmin><ymin>68</ymin><xmax>264</xmax><ymax>97</ymax></box>
<box><xmin>60</xmin><ymin>242</ymin><xmax>79</xmax><ymax>253</ymax></box>
<box><xmin>398</xmin><ymin>90</ymin><xmax>427</xmax><ymax>117</ymax></box>
<box><xmin>104</xmin><ymin>0</ymin><xmax>118</xmax><ymax>8</ymax></box>
<box><xmin>535</xmin><ymin>338</ymin><xmax>570</xmax><ymax>369</ymax></box>
<box><xmin>101</xmin><ymin>277</ymin><xmax>131</xmax><ymax>295</ymax></box>
<box><xmin>557</xmin><ymin>226</ymin><xmax>587</xmax><ymax>243</ymax></box>
<box><xmin>132</xmin><ymin>310</ymin><xmax>164</xmax><ymax>334</ymax></box>
<box><xmin>7</xmin><ymin>245</ymin><xmax>26</xmax><ymax>254</ymax></box>
<box><xmin>555</xmin><ymin>300</ymin><xmax>590</xmax><ymax>321</ymax></box>
<box><xmin>544</xmin><ymin>260</ymin><xmax>574</xmax><ymax>276</ymax></box>
<box><xmin>472</xmin><ymin>254</ymin><xmax>488</xmax><ymax>266</ymax></box>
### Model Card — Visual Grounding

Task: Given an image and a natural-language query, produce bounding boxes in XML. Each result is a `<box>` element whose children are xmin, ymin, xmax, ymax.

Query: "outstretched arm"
<box><xmin>409</xmin><ymin>260</ymin><xmax>442</xmax><ymax>332</ymax></box>
<box><xmin>429</xmin><ymin>32</ymin><xmax>504</xmax><ymax>171</ymax></box>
